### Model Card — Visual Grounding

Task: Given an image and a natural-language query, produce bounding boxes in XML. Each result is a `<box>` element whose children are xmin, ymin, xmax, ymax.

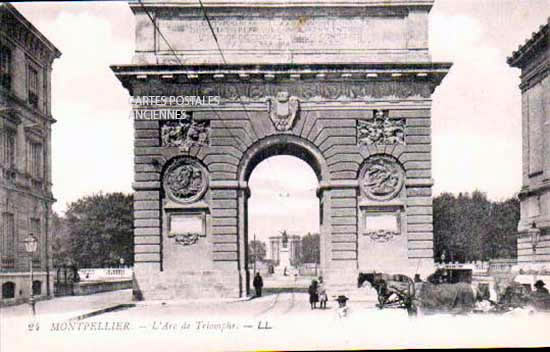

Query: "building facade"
<box><xmin>508</xmin><ymin>18</ymin><xmax>549</xmax><ymax>271</ymax></box>
<box><xmin>112</xmin><ymin>0</ymin><xmax>451</xmax><ymax>299</ymax></box>
<box><xmin>0</xmin><ymin>3</ymin><xmax>60</xmax><ymax>305</ymax></box>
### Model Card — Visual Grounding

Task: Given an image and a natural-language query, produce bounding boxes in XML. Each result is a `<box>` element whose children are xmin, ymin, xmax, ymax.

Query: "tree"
<box><xmin>50</xmin><ymin>212</ymin><xmax>72</xmax><ymax>267</ymax></box>
<box><xmin>300</xmin><ymin>233</ymin><xmax>320</xmax><ymax>264</ymax></box>
<box><xmin>249</xmin><ymin>240</ymin><xmax>266</xmax><ymax>263</ymax></box>
<box><xmin>65</xmin><ymin>192</ymin><xmax>133</xmax><ymax>268</ymax></box>
<box><xmin>433</xmin><ymin>191</ymin><xmax>518</xmax><ymax>263</ymax></box>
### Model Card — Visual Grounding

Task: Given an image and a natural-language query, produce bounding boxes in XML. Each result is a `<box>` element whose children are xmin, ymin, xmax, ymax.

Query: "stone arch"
<box><xmin>2</xmin><ymin>282</ymin><xmax>15</xmax><ymax>299</ymax></box>
<box><xmin>238</xmin><ymin>135</ymin><xmax>329</xmax><ymax>183</ymax></box>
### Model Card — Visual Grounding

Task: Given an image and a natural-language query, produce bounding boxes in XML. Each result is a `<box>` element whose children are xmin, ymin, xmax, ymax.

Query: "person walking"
<box><xmin>253</xmin><ymin>272</ymin><xmax>264</xmax><ymax>297</ymax></box>
<box><xmin>308</xmin><ymin>280</ymin><xmax>319</xmax><ymax>309</ymax></box>
<box><xmin>317</xmin><ymin>276</ymin><xmax>328</xmax><ymax>309</ymax></box>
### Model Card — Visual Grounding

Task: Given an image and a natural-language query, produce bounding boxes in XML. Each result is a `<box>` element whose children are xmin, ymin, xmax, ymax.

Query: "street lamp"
<box><xmin>23</xmin><ymin>234</ymin><xmax>38</xmax><ymax>316</ymax></box>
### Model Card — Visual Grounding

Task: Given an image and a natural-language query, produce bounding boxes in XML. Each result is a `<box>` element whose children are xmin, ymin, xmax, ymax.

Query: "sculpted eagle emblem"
<box><xmin>266</xmin><ymin>91</ymin><xmax>300</xmax><ymax>131</ymax></box>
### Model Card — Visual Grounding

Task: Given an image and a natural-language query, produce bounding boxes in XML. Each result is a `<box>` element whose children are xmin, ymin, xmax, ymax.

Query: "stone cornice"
<box><xmin>112</xmin><ymin>63</ymin><xmax>451</xmax><ymax>100</ymax></box>
<box><xmin>507</xmin><ymin>17</ymin><xmax>548</xmax><ymax>69</ymax></box>
<box><xmin>130</xmin><ymin>0</ymin><xmax>435</xmax><ymax>9</ymax></box>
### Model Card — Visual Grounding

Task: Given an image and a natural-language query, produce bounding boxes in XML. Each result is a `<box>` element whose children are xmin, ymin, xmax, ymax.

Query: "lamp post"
<box><xmin>23</xmin><ymin>234</ymin><xmax>38</xmax><ymax>316</ymax></box>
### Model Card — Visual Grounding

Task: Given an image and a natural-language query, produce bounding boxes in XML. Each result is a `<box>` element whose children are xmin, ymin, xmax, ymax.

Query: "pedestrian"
<box><xmin>336</xmin><ymin>295</ymin><xmax>349</xmax><ymax>318</ymax></box>
<box><xmin>253</xmin><ymin>272</ymin><xmax>263</xmax><ymax>297</ymax></box>
<box><xmin>317</xmin><ymin>276</ymin><xmax>328</xmax><ymax>309</ymax></box>
<box><xmin>308</xmin><ymin>280</ymin><xmax>319</xmax><ymax>309</ymax></box>
<box><xmin>534</xmin><ymin>280</ymin><xmax>549</xmax><ymax>295</ymax></box>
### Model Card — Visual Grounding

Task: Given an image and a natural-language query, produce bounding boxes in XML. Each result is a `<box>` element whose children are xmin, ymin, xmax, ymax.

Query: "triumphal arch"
<box><xmin>112</xmin><ymin>0</ymin><xmax>451</xmax><ymax>299</ymax></box>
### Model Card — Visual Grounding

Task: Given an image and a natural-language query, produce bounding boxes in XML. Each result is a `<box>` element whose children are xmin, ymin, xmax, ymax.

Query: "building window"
<box><xmin>1</xmin><ymin>213</ymin><xmax>15</xmax><ymax>269</ymax></box>
<box><xmin>26</xmin><ymin>141</ymin><xmax>42</xmax><ymax>180</ymax></box>
<box><xmin>27</xmin><ymin>65</ymin><xmax>39</xmax><ymax>109</ymax></box>
<box><xmin>32</xmin><ymin>280</ymin><xmax>42</xmax><ymax>295</ymax></box>
<box><xmin>0</xmin><ymin>45</ymin><xmax>11</xmax><ymax>90</ymax></box>
<box><xmin>2</xmin><ymin>128</ymin><xmax>16</xmax><ymax>169</ymax></box>
<box><xmin>2</xmin><ymin>282</ymin><xmax>15</xmax><ymax>299</ymax></box>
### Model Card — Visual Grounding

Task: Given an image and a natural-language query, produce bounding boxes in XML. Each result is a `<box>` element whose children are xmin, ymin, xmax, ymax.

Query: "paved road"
<box><xmin>3</xmin><ymin>289</ymin><xmax>550</xmax><ymax>351</ymax></box>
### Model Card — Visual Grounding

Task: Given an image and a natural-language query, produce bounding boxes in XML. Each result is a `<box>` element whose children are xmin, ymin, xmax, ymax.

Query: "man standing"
<box><xmin>253</xmin><ymin>272</ymin><xmax>264</xmax><ymax>297</ymax></box>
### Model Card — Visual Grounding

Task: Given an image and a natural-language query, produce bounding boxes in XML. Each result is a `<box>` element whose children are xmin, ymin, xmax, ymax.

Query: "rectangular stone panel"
<box><xmin>133</xmin><ymin>181</ymin><xmax>161</xmax><ymax>190</ymax></box>
<box><xmin>135</xmin><ymin>172</ymin><xmax>160</xmax><ymax>181</ymax></box>
<box><xmin>405</xmin><ymin>135</ymin><xmax>431</xmax><ymax>144</ymax></box>
<box><xmin>332</xmin><ymin>208</ymin><xmax>357</xmax><ymax>217</ymax></box>
<box><xmin>134</xmin><ymin>200</ymin><xmax>160</xmax><ymax>210</ymax></box>
<box><xmin>134</xmin><ymin>219</ymin><xmax>161</xmax><ymax>228</ymax></box>
<box><xmin>135</xmin><ymin>164</ymin><xmax>158</xmax><ymax>173</ymax></box>
<box><xmin>407</xmin><ymin>206</ymin><xmax>433</xmax><ymax>215</ymax></box>
<box><xmin>135</xmin><ymin>156</ymin><xmax>155</xmax><ymax>164</ymax></box>
<box><xmin>332</xmin><ymin>242</ymin><xmax>357</xmax><ymax>251</ymax></box>
<box><xmin>211</xmin><ymin>199</ymin><xmax>237</xmax><ymax>209</ymax></box>
<box><xmin>214</xmin><ymin>243</ymin><xmax>239</xmax><ymax>252</ymax></box>
<box><xmin>213</xmin><ymin>252</ymin><xmax>238</xmax><ymax>261</ymax></box>
<box><xmin>211</xmin><ymin>209</ymin><xmax>237</xmax><ymax>217</ymax></box>
<box><xmin>135</xmin><ymin>227</ymin><xmax>161</xmax><ymax>236</ymax></box>
<box><xmin>408</xmin><ymin>223</ymin><xmax>433</xmax><ymax>232</ymax></box>
<box><xmin>406</xmin><ymin>127</ymin><xmax>431</xmax><ymax>136</ymax></box>
<box><xmin>211</xmin><ymin>234</ymin><xmax>238</xmax><ymax>243</ymax></box>
<box><xmin>332</xmin><ymin>251</ymin><xmax>357</xmax><ymax>260</ymax></box>
<box><xmin>134</xmin><ymin>236</ymin><xmax>161</xmax><ymax>245</ymax></box>
<box><xmin>331</xmin><ymin>234</ymin><xmax>357</xmax><ymax>242</ymax></box>
<box><xmin>211</xmin><ymin>190</ymin><xmax>238</xmax><ymax>199</ymax></box>
<box><xmin>331</xmin><ymin>189</ymin><xmax>357</xmax><ymax>198</ymax></box>
<box><xmin>135</xmin><ymin>253</ymin><xmax>161</xmax><ymax>262</ymax></box>
<box><xmin>406</xmin><ymin>145</ymin><xmax>431</xmax><ymax>153</ymax></box>
<box><xmin>406</xmin><ymin>118</ymin><xmax>431</xmax><ymax>127</ymax></box>
<box><xmin>408</xmin><ymin>241</ymin><xmax>433</xmax><ymax>249</ymax></box>
<box><xmin>331</xmin><ymin>217</ymin><xmax>357</xmax><ymax>225</ymax></box>
<box><xmin>407</xmin><ymin>232</ymin><xmax>433</xmax><ymax>240</ymax></box>
<box><xmin>331</xmin><ymin>198</ymin><xmax>357</xmax><ymax>208</ymax></box>
<box><xmin>212</xmin><ymin>226</ymin><xmax>238</xmax><ymax>235</ymax></box>
<box><xmin>134</xmin><ymin>120</ymin><xmax>159</xmax><ymax>130</ymax></box>
<box><xmin>212</xmin><ymin>217</ymin><xmax>238</xmax><ymax>226</ymax></box>
<box><xmin>407</xmin><ymin>215</ymin><xmax>433</xmax><ymax>224</ymax></box>
<box><xmin>135</xmin><ymin>138</ymin><xmax>160</xmax><ymax>147</ymax></box>
<box><xmin>331</xmin><ymin>171</ymin><xmax>357</xmax><ymax>180</ymax></box>
<box><xmin>404</xmin><ymin>161</ymin><xmax>431</xmax><ymax>170</ymax></box>
<box><xmin>135</xmin><ymin>147</ymin><xmax>160</xmax><ymax>156</ymax></box>
<box><xmin>134</xmin><ymin>191</ymin><xmax>160</xmax><ymax>201</ymax></box>
<box><xmin>135</xmin><ymin>130</ymin><xmax>159</xmax><ymax>138</ymax></box>
<box><xmin>407</xmin><ymin>249</ymin><xmax>433</xmax><ymax>258</ymax></box>
<box><xmin>331</xmin><ymin>225</ymin><xmax>357</xmax><ymax>234</ymax></box>
<box><xmin>407</xmin><ymin>187</ymin><xmax>432</xmax><ymax>197</ymax></box>
<box><xmin>135</xmin><ymin>244</ymin><xmax>161</xmax><ymax>253</ymax></box>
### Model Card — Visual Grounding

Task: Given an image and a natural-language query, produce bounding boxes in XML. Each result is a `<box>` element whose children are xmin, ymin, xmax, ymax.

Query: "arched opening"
<box><xmin>32</xmin><ymin>280</ymin><xmax>42</xmax><ymax>295</ymax></box>
<box><xmin>246</xmin><ymin>150</ymin><xmax>322</xmax><ymax>295</ymax></box>
<box><xmin>2</xmin><ymin>282</ymin><xmax>15</xmax><ymax>299</ymax></box>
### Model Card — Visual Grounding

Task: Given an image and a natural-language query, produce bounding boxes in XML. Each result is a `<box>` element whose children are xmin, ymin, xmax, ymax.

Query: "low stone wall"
<box><xmin>73</xmin><ymin>280</ymin><xmax>132</xmax><ymax>296</ymax></box>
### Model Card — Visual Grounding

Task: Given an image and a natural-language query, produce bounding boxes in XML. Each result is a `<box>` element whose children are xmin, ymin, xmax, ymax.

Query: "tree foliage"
<box><xmin>249</xmin><ymin>240</ymin><xmax>267</xmax><ymax>263</ymax></box>
<box><xmin>300</xmin><ymin>232</ymin><xmax>320</xmax><ymax>264</ymax></box>
<box><xmin>433</xmin><ymin>191</ymin><xmax>519</xmax><ymax>263</ymax></box>
<box><xmin>65</xmin><ymin>192</ymin><xmax>133</xmax><ymax>268</ymax></box>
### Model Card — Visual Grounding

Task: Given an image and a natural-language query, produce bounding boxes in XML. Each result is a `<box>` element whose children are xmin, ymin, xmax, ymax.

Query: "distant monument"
<box><xmin>269</xmin><ymin>231</ymin><xmax>300</xmax><ymax>276</ymax></box>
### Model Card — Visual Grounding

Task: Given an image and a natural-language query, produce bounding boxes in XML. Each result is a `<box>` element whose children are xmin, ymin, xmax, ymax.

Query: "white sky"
<box><xmin>12</xmin><ymin>0</ymin><xmax>550</xmax><ymax>242</ymax></box>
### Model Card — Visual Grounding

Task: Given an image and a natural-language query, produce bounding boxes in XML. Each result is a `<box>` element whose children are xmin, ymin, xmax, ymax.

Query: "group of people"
<box><xmin>308</xmin><ymin>277</ymin><xmax>328</xmax><ymax>309</ymax></box>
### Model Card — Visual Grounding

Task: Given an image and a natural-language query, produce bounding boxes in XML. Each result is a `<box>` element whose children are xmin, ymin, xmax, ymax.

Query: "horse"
<box><xmin>358</xmin><ymin>272</ymin><xmax>477</xmax><ymax>316</ymax></box>
<box><xmin>358</xmin><ymin>272</ymin><xmax>417</xmax><ymax>315</ymax></box>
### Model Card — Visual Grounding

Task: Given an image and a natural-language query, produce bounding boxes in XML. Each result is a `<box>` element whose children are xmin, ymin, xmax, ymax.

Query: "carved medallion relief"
<box><xmin>360</xmin><ymin>155</ymin><xmax>404</xmax><ymax>201</ymax></box>
<box><xmin>163</xmin><ymin>157</ymin><xmax>208</xmax><ymax>204</ymax></box>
